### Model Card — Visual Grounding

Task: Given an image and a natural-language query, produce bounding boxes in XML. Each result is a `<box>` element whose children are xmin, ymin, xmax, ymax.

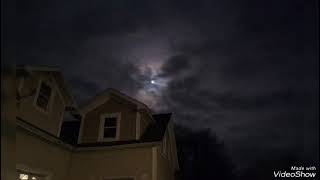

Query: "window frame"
<box><xmin>98</xmin><ymin>112</ymin><xmax>121</xmax><ymax>142</ymax></box>
<box><xmin>33</xmin><ymin>79</ymin><xmax>54</xmax><ymax>113</ymax></box>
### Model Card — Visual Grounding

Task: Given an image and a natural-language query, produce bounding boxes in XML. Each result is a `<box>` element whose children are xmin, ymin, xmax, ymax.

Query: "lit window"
<box><xmin>19</xmin><ymin>174</ymin><xmax>28</xmax><ymax>180</ymax></box>
<box><xmin>36</xmin><ymin>82</ymin><xmax>52</xmax><ymax>111</ymax></box>
<box><xmin>18</xmin><ymin>171</ymin><xmax>45</xmax><ymax>180</ymax></box>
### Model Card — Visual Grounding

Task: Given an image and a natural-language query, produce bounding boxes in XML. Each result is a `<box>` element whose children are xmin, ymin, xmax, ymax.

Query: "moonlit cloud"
<box><xmin>9</xmin><ymin>0</ymin><xmax>319</xmax><ymax>169</ymax></box>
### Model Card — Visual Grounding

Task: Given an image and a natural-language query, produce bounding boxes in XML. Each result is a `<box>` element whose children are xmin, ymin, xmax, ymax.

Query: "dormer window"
<box><xmin>99</xmin><ymin>113</ymin><xmax>121</xmax><ymax>141</ymax></box>
<box><xmin>35</xmin><ymin>81</ymin><xmax>52</xmax><ymax>111</ymax></box>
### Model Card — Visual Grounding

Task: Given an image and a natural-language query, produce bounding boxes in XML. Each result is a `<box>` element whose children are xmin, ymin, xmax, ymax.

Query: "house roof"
<box><xmin>59</xmin><ymin>120</ymin><xmax>80</xmax><ymax>145</ymax></box>
<box><xmin>140</xmin><ymin>113</ymin><xmax>172</xmax><ymax>142</ymax></box>
<box><xmin>78</xmin><ymin>88</ymin><xmax>152</xmax><ymax>116</ymax></box>
<box><xmin>59</xmin><ymin>113</ymin><xmax>172</xmax><ymax>147</ymax></box>
<box><xmin>16</xmin><ymin>65</ymin><xmax>76</xmax><ymax>107</ymax></box>
<box><xmin>17</xmin><ymin>117</ymin><xmax>74</xmax><ymax>150</ymax></box>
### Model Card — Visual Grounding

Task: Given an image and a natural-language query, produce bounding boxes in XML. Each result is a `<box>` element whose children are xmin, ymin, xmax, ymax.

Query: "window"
<box><xmin>36</xmin><ymin>82</ymin><xmax>52</xmax><ymax>111</ymax></box>
<box><xmin>100</xmin><ymin>113</ymin><xmax>120</xmax><ymax>140</ymax></box>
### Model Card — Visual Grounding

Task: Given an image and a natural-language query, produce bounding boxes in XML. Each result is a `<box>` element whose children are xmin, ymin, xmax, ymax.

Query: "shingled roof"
<box><xmin>59</xmin><ymin>120</ymin><xmax>80</xmax><ymax>145</ymax></box>
<box><xmin>59</xmin><ymin>113</ymin><xmax>172</xmax><ymax>147</ymax></box>
<box><xmin>140</xmin><ymin>113</ymin><xmax>172</xmax><ymax>142</ymax></box>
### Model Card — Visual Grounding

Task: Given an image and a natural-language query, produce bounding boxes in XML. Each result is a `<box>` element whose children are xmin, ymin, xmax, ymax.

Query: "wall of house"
<box><xmin>16</xmin><ymin>127</ymin><xmax>72</xmax><ymax>180</ymax></box>
<box><xmin>157</xmin><ymin>124</ymin><xmax>179</xmax><ymax>180</ymax></box>
<box><xmin>1</xmin><ymin>66</ymin><xmax>16</xmax><ymax>180</ymax></box>
<box><xmin>157</xmin><ymin>146</ymin><xmax>175</xmax><ymax>180</ymax></box>
<box><xmin>81</xmin><ymin>96</ymin><xmax>138</xmax><ymax>143</ymax></box>
<box><xmin>17</xmin><ymin>72</ymin><xmax>65</xmax><ymax>136</ymax></box>
<box><xmin>166</xmin><ymin>121</ymin><xmax>179</xmax><ymax>171</ymax></box>
<box><xmin>67</xmin><ymin>147</ymin><xmax>153</xmax><ymax>180</ymax></box>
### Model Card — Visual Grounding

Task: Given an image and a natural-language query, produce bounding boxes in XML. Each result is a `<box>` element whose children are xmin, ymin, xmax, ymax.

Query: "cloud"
<box><xmin>159</xmin><ymin>54</ymin><xmax>191</xmax><ymax>77</ymax></box>
<box><xmin>10</xmin><ymin>0</ymin><xmax>318</xmax><ymax>170</ymax></box>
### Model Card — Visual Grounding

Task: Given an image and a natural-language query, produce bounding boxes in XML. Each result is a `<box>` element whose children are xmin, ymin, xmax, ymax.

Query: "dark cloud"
<box><xmin>156</xmin><ymin>0</ymin><xmax>318</xmax><ymax>166</ymax></box>
<box><xmin>6</xmin><ymin>0</ymin><xmax>318</xmax><ymax>170</ymax></box>
<box><xmin>160</xmin><ymin>54</ymin><xmax>190</xmax><ymax>77</ymax></box>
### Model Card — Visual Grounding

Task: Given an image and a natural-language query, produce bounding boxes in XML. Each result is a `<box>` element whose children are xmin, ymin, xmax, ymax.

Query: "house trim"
<box><xmin>56</xmin><ymin>91</ymin><xmax>66</xmax><ymax>137</ymax></box>
<box><xmin>77</xmin><ymin>114</ymin><xmax>86</xmax><ymax>144</ymax></box>
<box><xmin>167</xmin><ymin>119</ymin><xmax>180</xmax><ymax>171</ymax></box>
<box><xmin>16</xmin><ymin>117</ymin><xmax>74</xmax><ymax>150</ymax></box>
<box><xmin>79</xmin><ymin>89</ymin><xmax>153</xmax><ymax>119</ymax></box>
<box><xmin>160</xmin><ymin>127</ymin><xmax>174</xmax><ymax>171</ymax></box>
<box><xmin>32</xmin><ymin>78</ymin><xmax>55</xmax><ymax>115</ymax></box>
<box><xmin>135</xmin><ymin>110</ymin><xmax>141</xmax><ymax>140</ymax></box>
<box><xmin>160</xmin><ymin>129</ymin><xmax>168</xmax><ymax>158</ymax></box>
<box><xmin>17</xmin><ymin>65</ymin><xmax>76</xmax><ymax>107</ymax></box>
<box><xmin>75</xmin><ymin>142</ymin><xmax>161</xmax><ymax>152</ymax></box>
<box><xmin>169</xmin><ymin>119</ymin><xmax>180</xmax><ymax>171</ymax></box>
<box><xmin>17</xmin><ymin>117</ymin><xmax>162</xmax><ymax>152</ymax></box>
<box><xmin>98</xmin><ymin>112</ymin><xmax>121</xmax><ymax>142</ymax></box>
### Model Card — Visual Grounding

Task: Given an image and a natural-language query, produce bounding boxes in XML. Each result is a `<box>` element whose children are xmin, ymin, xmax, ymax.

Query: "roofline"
<box><xmin>16</xmin><ymin>65</ymin><xmax>60</xmax><ymax>72</ymax></box>
<box><xmin>16</xmin><ymin>65</ymin><xmax>77</xmax><ymax>107</ymax></box>
<box><xmin>52</xmin><ymin>73</ymin><xmax>77</xmax><ymax>107</ymax></box>
<box><xmin>17</xmin><ymin>117</ymin><xmax>161</xmax><ymax>152</ymax></box>
<box><xmin>108</xmin><ymin>88</ymin><xmax>151</xmax><ymax>111</ymax></box>
<box><xmin>79</xmin><ymin>88</ymin><xmax>154</xmax><ymax>121</ymax></box>
<box><xmin>17</xmin><ymin>117</ymin><xmax>74</xmax><ymax>150</ymax></box>
<box><xmin>75</xmin><ymin>141</ymin><xmax>161</xmax><ymax>152</ymax></box>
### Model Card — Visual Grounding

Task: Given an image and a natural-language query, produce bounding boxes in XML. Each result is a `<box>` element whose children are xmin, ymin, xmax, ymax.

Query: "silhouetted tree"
<box><xmin>174</xmin><ymin>125</ymin><xmax>236</xmax><ymax>180</ymax></box>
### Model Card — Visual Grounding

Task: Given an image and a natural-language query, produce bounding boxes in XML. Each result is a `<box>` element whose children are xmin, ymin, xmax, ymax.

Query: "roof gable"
<box><xmin>16</xmin><ymin>65</ymin><xmax>76</xmax><ymax>107</ymax></box>
<box><xmin>79</xmin><ymin>88</ymin><xmax>152</xmax><ymax>116</ymax></box>
<box><xmin>60</xmin><ymin>113</ymin><xmax>172</xmax><ymax>146</ymax></box>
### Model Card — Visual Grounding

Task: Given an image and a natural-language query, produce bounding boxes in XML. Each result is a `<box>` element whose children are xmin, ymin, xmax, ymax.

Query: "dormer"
<box><xmin>16</xmin><ymin>65</ymin><xmax>76</xmax><ymax>136</ymax></box>
<box><xmin>78</xmin><ymin>88</ymin><xmax>154</xmax><ymax>144</ymax></box>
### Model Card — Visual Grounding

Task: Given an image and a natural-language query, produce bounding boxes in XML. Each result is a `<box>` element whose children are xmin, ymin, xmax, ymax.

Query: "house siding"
<box><xmin>81</xmin><ymin>96</ymin><xmax>138</xmax><ymax>143</ymax></box>
<box><xmin>13</xmin><ymin>67</ymin><xmax>178</xmax><ymax>180</ymax></box>
<box><xmin>17</xmin><ymin>72</ymin><xmax>65</xmax><ymax>136</ymax></box>
<box><xmin>67</xmin><ymin>147</ymin><xmax>153</xmax><ymax>180</ymax></box>
<box><xmin>1</xmin><ymin>66</ymin><xmax>16</xmax><ymax>180</ymax></box>
<box><xmin>157</xmin><ymin>146</ymin><xmax>175</xmax><ymax>180</ymax></box>
<box><xmin>16</xmin><ymin>122</ymin><xmax>156</xmax><ymax>180</ymax></box>
<box><xmin>16</xmin><ymin>127</ymin><xmax>72</xmax><ymax>180</ymax></box>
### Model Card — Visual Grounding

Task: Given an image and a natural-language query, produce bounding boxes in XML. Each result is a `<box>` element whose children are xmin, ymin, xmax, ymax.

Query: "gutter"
<box><xmin>17</xmin><ymin>117</ymin><xmax>161</xmax><ymax>152</ymax></box>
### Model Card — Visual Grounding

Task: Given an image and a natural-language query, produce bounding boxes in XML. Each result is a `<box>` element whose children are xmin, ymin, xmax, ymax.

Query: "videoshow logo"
<box><xmin>273</xmin><ymin>166</ymin><xmax>317</xmax><ymax>178</ymax></box>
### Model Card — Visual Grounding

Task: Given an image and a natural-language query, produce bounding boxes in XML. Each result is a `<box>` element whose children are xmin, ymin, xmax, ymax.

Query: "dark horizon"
<box><xmin>2</xmin><ymin>0</ymin><xmax>319</xmax><ymax>176</ymax></box>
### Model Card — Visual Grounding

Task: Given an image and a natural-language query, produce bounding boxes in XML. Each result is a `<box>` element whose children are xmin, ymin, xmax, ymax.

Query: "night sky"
<box><xmin>5</xmin><ymin>0</ymin><xmax>319</xmax><ymax>169</ymax></box>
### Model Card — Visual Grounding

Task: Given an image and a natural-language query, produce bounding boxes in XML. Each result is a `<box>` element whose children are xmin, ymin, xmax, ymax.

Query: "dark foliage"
<box><xmin>174</xmin><ymin>125</ymin><xmax>237</xmax><ymax>180</ymax></box>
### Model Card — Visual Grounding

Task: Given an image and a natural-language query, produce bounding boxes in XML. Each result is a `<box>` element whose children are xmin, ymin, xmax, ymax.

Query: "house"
<box><xmin>14</xmin><ymin>65</ymin><xmax>179</xmax><ymax>180</ymax></box>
